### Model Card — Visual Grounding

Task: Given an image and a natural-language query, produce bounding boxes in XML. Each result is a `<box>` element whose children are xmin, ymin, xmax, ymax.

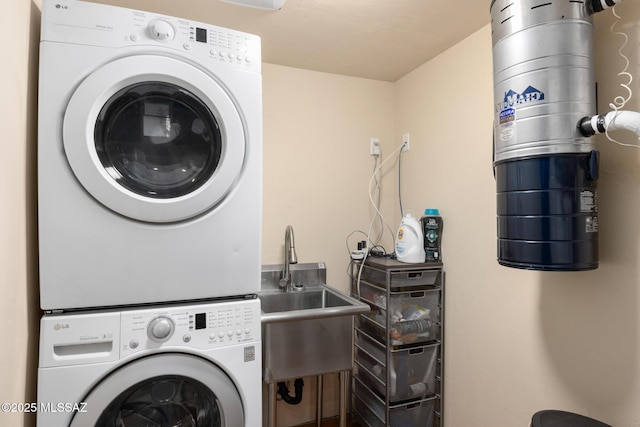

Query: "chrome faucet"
<box><xmin>279</xmin><ymin>225</ymin><xmax>298</xmax><ymax>291</ymax></box>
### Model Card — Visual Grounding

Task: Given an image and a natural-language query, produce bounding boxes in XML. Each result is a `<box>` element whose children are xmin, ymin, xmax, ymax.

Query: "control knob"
<box><xmin>147</xmin><ymin>316</ymin><xmax>175</xmax><ymax>342</ymax></box>
<box><xmin>149</xmin><ymin>20</ymin><xmax>175</xmax><ymax>41</ymax></box>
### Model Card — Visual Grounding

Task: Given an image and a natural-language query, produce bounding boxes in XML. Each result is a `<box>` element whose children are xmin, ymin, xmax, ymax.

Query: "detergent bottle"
<box><xmin>421</xmin><ymin>208</ymin><xmax>443</xmax><ymax>262</ymax></box>
<box><xmin>395</xmin><ymin>211</ymin><xmax>425</xmax><ymax>263</ymax></box>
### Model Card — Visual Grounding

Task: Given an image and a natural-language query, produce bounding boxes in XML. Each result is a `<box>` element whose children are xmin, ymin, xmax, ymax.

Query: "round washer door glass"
<box><xmin>70</xmin><ymin>354</ymin><xmax>243</xmax><ymax>426</ymax></box>
<box><xmin>95</xmin><ymin>82</ymin><xmax>222</xmax><ymax>199</ymax></box>
<box><xmin>63</xmin><ymin>55</ymin><xmax>246</xmax><ymax>223</ymax></box>
<box><xmin>96</xmin><ymin>375</ymin><xmax>220</xmax><ymax>426</ymax></box>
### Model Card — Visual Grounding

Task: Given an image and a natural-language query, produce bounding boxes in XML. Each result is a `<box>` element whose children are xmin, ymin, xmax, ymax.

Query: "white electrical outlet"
<box><xmin>402</xmin><ymin>133</ymin><xmax>410</xmax><ymax>151</ymax></box>
<box><xmin>370</xmin><ymin>137</ymin><xmax>380</xmax><ymax>156</ymax></box>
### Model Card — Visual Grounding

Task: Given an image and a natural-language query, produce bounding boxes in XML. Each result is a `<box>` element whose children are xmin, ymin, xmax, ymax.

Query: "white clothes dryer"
<box><xmin>37</xmin><ymin>298</ymin><xmax>261</xmax><ymax>427</ymax></box>
<box><xmin>38</xmin><ymin>0</ymin><xmax>262</xmax><ymax>310</ymax></box>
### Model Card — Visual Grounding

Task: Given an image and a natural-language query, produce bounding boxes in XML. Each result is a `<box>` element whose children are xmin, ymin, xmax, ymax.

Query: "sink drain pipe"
<box><xmin>277</xmin><ymin>378</ymin><xmax>304</xmax><ymax>405</ymax></box>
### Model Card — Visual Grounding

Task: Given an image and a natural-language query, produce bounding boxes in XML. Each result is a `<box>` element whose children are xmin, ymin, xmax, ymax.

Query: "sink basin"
<box><xmin>258</xmin><ymin>285</ymin><xmax>370</xmax><ymax>383</ymax></box>
<box><xmin>260</xmin><ymin>286</ymin><xmax>368</xmax><ymax>323</ymax></box>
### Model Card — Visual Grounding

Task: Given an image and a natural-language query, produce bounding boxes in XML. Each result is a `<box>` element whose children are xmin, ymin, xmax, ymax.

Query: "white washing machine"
<box><xmin>38</xmin><ymin>0</ymin><xmax>262</xmax><ymax>310</ymax></box>
<box><xmin>37</xmin><ymin>298</ymin><xmax>261</xmax><ymax>426</ymax></box>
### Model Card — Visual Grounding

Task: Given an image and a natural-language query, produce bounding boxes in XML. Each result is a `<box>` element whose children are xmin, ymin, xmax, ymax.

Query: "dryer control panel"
<box><xmin>41</xmin><ymin>0</ymin><xmax>261</xmax><ymax>73</ymax></box>
<box><xmin>120</xmin><ymin>298</ymin><xmax>261</xmax><ymax>356</ymax></box>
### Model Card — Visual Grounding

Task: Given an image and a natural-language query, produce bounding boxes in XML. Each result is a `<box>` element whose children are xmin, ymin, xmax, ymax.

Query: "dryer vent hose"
<box><xmin>277</xmin><ymin>378</ymin><xmax>304</xmax><ymax>405</ymax></box>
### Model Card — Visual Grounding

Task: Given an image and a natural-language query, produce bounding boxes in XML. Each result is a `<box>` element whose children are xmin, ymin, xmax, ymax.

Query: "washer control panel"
<box><xmin>120</xmin><ymin>298</ymin><xmax>261</xmax><ymax>356</ymax></box>
<box><xmin>39</xmin><ymin>299</ymin><xmax>260</xmax><ymax>367</ymax></box>
<box><xmin>41</xmin><ymin>0</ymin><xmax>261</xmax><ymax>73</ymax></box>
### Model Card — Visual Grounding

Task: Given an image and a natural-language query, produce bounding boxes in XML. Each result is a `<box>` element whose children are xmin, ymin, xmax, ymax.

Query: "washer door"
<box><xmin>63</xmin><ymin>55</ymin><xmax>245</xmax><ymax>223</ymax></box>
<box><xmin>70</xmin><ymin>354</ymin><xmax>243</xmax><ymax>426</ymax></box>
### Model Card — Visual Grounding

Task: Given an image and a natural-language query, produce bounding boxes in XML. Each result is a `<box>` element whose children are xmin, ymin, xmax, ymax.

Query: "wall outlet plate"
<box><xmin>402</xmin><ymin>133</ymin><xmax>410</xmax><ymax>151</ymax></box>
<box><xmin>370</xmin><ymin>137</ymin><xmax>380</xmax><ymax>156</ymax></box>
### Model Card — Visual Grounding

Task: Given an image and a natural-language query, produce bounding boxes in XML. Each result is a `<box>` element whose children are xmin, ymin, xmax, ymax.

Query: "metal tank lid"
<box><xmin>490</xmin><ymin>0</ymin><xmax>592</xmax><ymax>44</ymax></box>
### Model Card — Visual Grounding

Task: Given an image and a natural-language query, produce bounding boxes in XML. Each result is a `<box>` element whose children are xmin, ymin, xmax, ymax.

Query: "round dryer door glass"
<box><xmin>63</xmin><ymin>55</ymin><xmax>247</xmax><ymax>223</ymax></box>
<box><xmin>96</xmin><ymin>375</ymin><xmax>221</xmax><ymax>426</ymax></box>
<box><xmin>94</xmin><ymin>82</ymin><xmax>222</xmax><ymax>199</ymax></box>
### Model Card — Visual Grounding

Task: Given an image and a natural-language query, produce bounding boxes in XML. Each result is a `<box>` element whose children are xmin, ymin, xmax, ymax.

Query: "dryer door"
<box><xmin>63</xmin><ymin>55</ymin><xmax>246</xmax><ymax>223</ymax></box>
<box><xmin>69</xmin><ymin>353</ymin><xmax>243</xmax><ymax>426</ymax></box>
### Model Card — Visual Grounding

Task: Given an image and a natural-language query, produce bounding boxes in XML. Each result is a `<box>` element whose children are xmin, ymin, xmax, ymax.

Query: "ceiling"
<box><xmin>92</xmin><ymin>0</ymin><xmax>491</xmax><ymax>82</ymax></box>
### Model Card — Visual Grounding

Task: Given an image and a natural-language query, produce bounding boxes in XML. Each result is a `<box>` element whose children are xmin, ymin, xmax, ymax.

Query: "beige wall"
<box><xmin>261</xmin><ymin>63</ymin><xmax>395</xmax><ymax>426</ymax></box>
<box><xmin>395</xmin><ymin>2</ymin><xmax>640</xmax><ymax>425</ymax></box>
<box><xmin>0</xmin><ymin>1</ymin><xmax>41</xmax><ymax>426</ymax></box>
<box><xmin>5</xmin><ymin>1</ymin><xmax>640</xmax><ymax>427</ymax></box>
<box><xmin>262</xmin><ymin>63</ymin><xmax>396</xmax><ymax>284</ymax></box>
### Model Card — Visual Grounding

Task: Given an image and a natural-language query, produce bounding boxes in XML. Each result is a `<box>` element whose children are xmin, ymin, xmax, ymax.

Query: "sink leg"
<box><xmin>339</xmin><ymin>371</ymin><xmax>347</xmax><ymax>427</ymax></box>
<box><xmin>268</xmin><ymin>382</ymin><xmax>277</xmax><ymax>427</ymax></box>
<box><xmin>316</xmin><ymin>375</ymin><xmax>323</xmax><ymax>427</ymax></box>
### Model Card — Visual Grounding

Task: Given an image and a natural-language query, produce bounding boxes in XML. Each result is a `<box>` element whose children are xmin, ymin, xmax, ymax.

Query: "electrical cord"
<box><xmin>355</xmin><ymin>140</ymin><xmax>407</xmax><ymax>297</ymax></box>
<box><xmin>370</xmin><ymin>155</ymin><xmax>384</xmax><ymax>246</ymax></box>
<box><xmin>345</xmin><ymin>230</ymin><xmax>368</xmax><ymax>255</ymax></box>
<box><xmin>367</xmin><ymin>140</ymin><xmax>406</xmax><ymax>248</ymax></box>
<box><xmin>346</xmin><ymin>139</ymin><xmax>408</xmax><ymax>298</ymax></box>
<box><xmin>398</xmin><ymin>145</ymin><xmax>405</xmax><ymax>218</ymax></box>
<box><xmin>605</xmin><ymin>5</ymin><xmax>636</xmax><ymax>147</ymax></box>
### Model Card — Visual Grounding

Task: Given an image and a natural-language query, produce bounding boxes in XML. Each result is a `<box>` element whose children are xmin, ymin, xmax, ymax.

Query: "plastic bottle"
<box><xmin>421</xmin><ymin>208</ymin><xmax>443</xmax><ymax>262</ymax></box>
<box><xmin>395</xmin><ymin>211</ymin><xmax>425</xmax><ymax>263</ymax></box>
<box><xmin>391</xmin><ymin>319</ymin><xmax>432</xmax><ymax>335</ymax></box>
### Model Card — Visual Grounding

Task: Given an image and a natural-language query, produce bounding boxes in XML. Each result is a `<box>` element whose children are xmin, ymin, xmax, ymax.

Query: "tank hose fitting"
<box><xmin>588</xmin><ymin>0</ymin><xmax>623</xmax><ymax>14</ymax></box>
<box><xmin>277</xmin><ymin>378</ymin><xmax>304</xmax><ymax>405</ymax></box>
<box><xmin>579</xmin><ymin>111</ymin><xmax>640</xmax><ymax>138</ymax></box>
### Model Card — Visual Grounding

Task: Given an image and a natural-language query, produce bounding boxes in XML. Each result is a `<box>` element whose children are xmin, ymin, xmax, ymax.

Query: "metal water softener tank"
<box><xmin>491</xmin><ymin>0</ymin><xmax>600</xmax><ymax>271</ymax></box>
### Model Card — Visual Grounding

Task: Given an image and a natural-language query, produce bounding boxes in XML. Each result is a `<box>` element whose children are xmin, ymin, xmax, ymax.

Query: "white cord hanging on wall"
<box><xmin>219</xmin><ymin>0</ymin><xmax>285</xmax><ymax>10</ymax></box>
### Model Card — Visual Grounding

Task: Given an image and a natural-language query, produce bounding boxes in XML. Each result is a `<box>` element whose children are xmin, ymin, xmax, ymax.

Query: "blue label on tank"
<box><xmin>499</xmin><ymin>108</ymin><xmax>515</xmax><ymax>125</ymax></box>
<box><xmin>498</xmin><ymin>86</ymin><xmax>545</xmax><ymax>110</ymax></box>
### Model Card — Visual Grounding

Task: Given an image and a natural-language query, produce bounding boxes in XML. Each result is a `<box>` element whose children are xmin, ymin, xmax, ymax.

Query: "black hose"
<box><xmin>276</xmin><ymin>378</ymin><xmax>304</xmax><ymax>405</ymax></box>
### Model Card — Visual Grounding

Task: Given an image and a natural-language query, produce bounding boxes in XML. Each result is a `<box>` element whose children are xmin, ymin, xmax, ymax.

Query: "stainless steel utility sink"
<box><xmin>258</xmin><ymin>283</ymin><xmax>369</xmax><ymax>383</ymax></box>
<box><xmin>260</xmin><ymin>286</ymin><xmax>368</xmax><ymax>323</ymax></box>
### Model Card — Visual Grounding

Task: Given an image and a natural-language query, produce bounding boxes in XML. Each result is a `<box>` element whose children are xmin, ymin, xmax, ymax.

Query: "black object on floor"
<box><xmin>531</xmin><ymin>410</ymin><xmax>612</xmax><ymax>427</ymax></box>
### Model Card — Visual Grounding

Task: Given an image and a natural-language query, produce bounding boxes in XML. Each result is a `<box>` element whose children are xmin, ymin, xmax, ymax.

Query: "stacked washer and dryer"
<box><xmin>36</xmin><ymin>0</ymin><xmax>263</xmax><ymax>425</ymax></box>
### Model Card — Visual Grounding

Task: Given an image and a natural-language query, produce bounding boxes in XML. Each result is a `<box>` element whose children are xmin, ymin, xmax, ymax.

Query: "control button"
<box><xmin>149</xmin><ymin>19</ymin><xmax>175</xmax><ymax>41</ymax></box>
<box><xmin>227</xmin><ymin>53</ymin><xmax>234</xmax><ymax>59</ymax></box>
<box><xmin>183</xmin><ymin>334</ymin><xmax>191</xmax><ymax>343</ymax></box>
<box><xmin>245</xmin><ymin>56</ymin><xmax>251</xmax><ymax>63</ymax></box>
<box><xmin>210</xmin><ymin>49</ymin><xmax>217</xmax><ymax>56</ymax></box>
<box><xmin>245</xmin><ymin>328</ymin><xmax>251</xmax><ymax>334</ymax></box>
<box><xmin>129</xmin><ymin>340</ymin><xmax>139</xmax><ymax>349</ymax></box>
<box><xmin>130</xmin><ymin>34</ymin><xmax>139</xmax><ymax>42</ymax></box>
<box><xmin>209</xmin><ymin>333</ymin><xmax>216</xmax><ymax>340</ymax></box>
<box><xmin>236</xmin><ymin>55</ymin><xmax>243</xmax><ymax>61</ymax></box>
<box><xmin>227</xmin><ymin>330</ymin><xmax>233</xmax><ymax>337</ymax></box>
<box><xmin>236</xmin><ymin>329</ymin><xmax>242</xmax><ymax>336</ymax></box>
<box><xmin>219</xmin><ymin>51</ymin><xmax>225</xmax><ymax>57</ymax></box>
<box><xmin>147</xmin><ymin>316</ymin><xmax>175</xmax><ymax>343</ymax></box>
<box><xmin>218</xmin><ymin>332</ymin><xmax>225</xmax><ymax>338</ymax></box>
<box><xmin>183</xmin><ymin>43</ymin><xmax>192</xmax><ymax>50</ymax></box>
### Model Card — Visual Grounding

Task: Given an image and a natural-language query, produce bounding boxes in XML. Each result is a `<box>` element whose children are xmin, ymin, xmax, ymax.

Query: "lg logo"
<box><xmin>55</xmin><ymin>4</ymin><xmax>69</xmax><ymax>9</ymax></box>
